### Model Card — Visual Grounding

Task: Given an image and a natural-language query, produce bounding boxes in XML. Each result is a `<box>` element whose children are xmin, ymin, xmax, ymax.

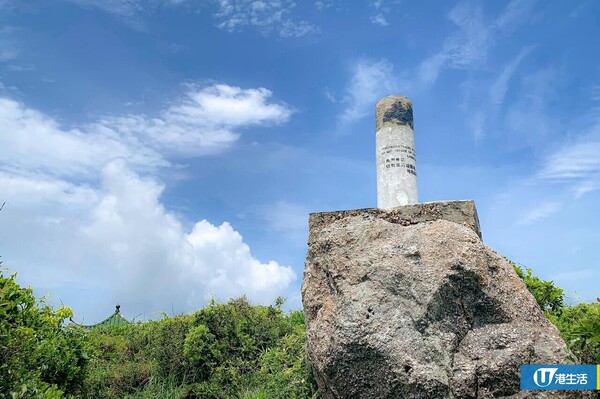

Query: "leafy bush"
<box><xmin>78</xmin><ymin>296</ymin><xmax>319</xmax><ymax>398</ymax></box>
<box><xmin>183</xmin><ymin>324</ymin><xmax>220</xmax><ymax>381</ymax></box>
<box><xmin>511</xmin><ymin>260</ymin><xmax>599</xmax><ymax>364</ymax></box>
<box><xmin>254</xmin><ymin>319</ymin><xmax>320</xmax><ymax>399</ymax></box>
<box><xmin>0</xmin><ymin>263</ymin><xmax>90</xmax><ymax>399</ymax></box>
<box><xmin>511</xmin><ymin>262</ymin><xmax>564</xmax><ymax>313</ymax></box>
<box><xmin>2</xmin><ymin>253</ymin><xmax>596</xmax><ymax>399</ymax></box>
<box><xmin>547</xmin><ymin>302</ymin><xmax>600</xmax><ymax>364</ymax></box>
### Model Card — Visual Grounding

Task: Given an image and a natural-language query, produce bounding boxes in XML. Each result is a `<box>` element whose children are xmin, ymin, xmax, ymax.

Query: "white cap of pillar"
<box><xmin>376</xmin><ymin>96</ymin><xmax>418</xmax><ymax>209</ymax></box>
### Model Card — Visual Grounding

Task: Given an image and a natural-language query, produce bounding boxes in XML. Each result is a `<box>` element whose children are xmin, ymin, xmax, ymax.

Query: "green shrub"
<box><xmin>255</xmin><ymin>327</ymin><xmax>320</xmax><ymax>399</ymax></box>
<box><xmin>152</xmin><ymin>316</ymin><xmax>195</xmax><ymax>383</ymax></box>
<box><xmin>4</xmin><ymin>253</ymin><xmax>595</xmax><ymax>399</ymax></box>
<box><xmin>0</xmin><ymin>263</ymin><xmax>90</xmax><ymax>398</ymax></box>
<box><xmin>183</xmin><ymin>324</ymin><xmax>220</xmax><ymax>381</ymax></box>
<box><xmin>511</xmin><ymin>261</ymin><xmax>564</xmax><ymax>313</ymax></box>
<box><xmin>547</xmin><ymin>302</ymin><xmax>600</xmax><ymax>364</ymax></box>
<box><xmin>78</xmin><ymin>297</ymin><xmax>318</xmax><ymax>398</ymax></box>
<box><xmin>511</xmin><ymin>260</ymin><xmax>599</xmax><ymax>363</ymax></box>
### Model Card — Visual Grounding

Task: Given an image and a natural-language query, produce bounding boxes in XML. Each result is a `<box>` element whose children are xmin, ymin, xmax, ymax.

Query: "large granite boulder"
<box><xmin>302</xmin><ymin>201</ymin><xmax>589</xmax><ymax>399</ymax></box>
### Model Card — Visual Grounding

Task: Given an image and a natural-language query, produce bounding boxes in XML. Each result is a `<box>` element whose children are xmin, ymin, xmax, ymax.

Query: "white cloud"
<box><xmin>323</xmin><ymin>88</ymin><xmax>336</xmax><ymax>103</ymax></box>
<box><xmin>0</xmin><ymin>84</ymin><xmax>292</xmax><ymax>175</ymax></box>
<box><xmin>168</xmin><ymin>84</ymin><xmax>291</xmax><ymax>128</ymax></box>
<box><xmin>0</xmin><ymin>83</ymin><xmax>296</xmax><ymax>320</ymax></box>
<box><xmin>0</xmin><ymin>160</ymin><xmax>297</xmax><ymax>321</ymax></box>
<box><xmin>339</xmin><ymin>58</ymin><xmax>398</xmax><ymax>127</ymax></box>
<box><xmin>0</xmin><ymin>26</ymin><xmax>18</xmax><ymax>62</ymax></box>
<box><xmin>489</xmin><ymin>45</ymin><xmax>534</xmax><ymax>106</ymax></box>
<box><xmin>370</xmin><ymin>0</ymin><xmax>397</xmax><ymax>26</ymax></box>
<box><xmin>0</xmin><ymin>170</ymin><xmax>98</xmax><ymax>207</ymax></box>
<box><xmin>503</xmin><ymin>67</ymin><xmax>558</xmax><ymax>147</ymax></box>
<box><xmin>334</xmin><ymin>0</ymin><xmax>541</xmax><ymax>132</ymax></box>
<box><xmin>371</xmin><ymin>14</ymin><xmax>388</xmax><ymax>26</ymax></box>
<box><xmin>517</xmin><ymin>201</ymin><xmax>561</xmax><ymax>225</ymax></box>
<box><xmin>468</xmin><ymin>111</ymin><xmax>485</xmax><ymax>141</ymax></box>
<box><xmin>63</xmin><ymin>0</ymin><xmax>317</xmax><ymax>36</ymax></box>
<box><xmin>538</xmin><ymin>141</ymin><xmax>600</xmax><ymax>181</ymax></box>
<box><xmin>62</xmin><ymin>0</ymin><xmax>190</xmax><ymax>30</ymax></box>
<box><xmin>457</xmin><ymin>43</ymin><xmax>534</xmax><ymax>138</ymax></box>
<box><xmin>445</xmin><ymin>3</ymin><xmax>491</xmax><ymax>68</ymax></box>
<box><xmin>0</xmin><ymin>98</ymin><xmax>165</xmax><ymax>178</ymax></box>
<box><xmin>213</xmin><ymin>0</ymin><xmax>318</xmax><ymax>38</ymax></box>
<box><xmin>6</xmin><ymin>64</ymin><xmax>34</xmax><ymax>72</ymax></box>
<box><xmin>417</xmin><ymin>1</ymin><xmax>490</xmax><ymax>87</ymax></box>
<box><xmin>79</xmin><ymin>160</ymin><xmax>296</xmax><ymax>311</ymax></box>
<box><xmin>535</xmin><ymin>93</ymin><xmax>600</xmax><ymax>198</ymax></box>
<box><xmin>573</xmin><ymin>180</ymin><xmax>600</xmax><ymax>199</ymax></box>
<box><xmin>186</xmin><ymin>219</ymin><xmax>296</xmax><ymax>300</ymax></box>
<box><xmin>262</xmin><ymin>201</ymin><xmax>308</xmax><ymax>233</ymax></box>
<box><xmin>419</xmin><ymin>0</ymin><xmax>538</xmax><ymax>89</ymax></box>
<box><xmin>420</xmin><ymin>0</ymin><xmax>540</xmax><ymax>141</ymax></box>
<box><xmin>494</xmin><ymin>0</ymin><xmax>539</xmax><ymax>35</ymax></box>
<box><xmin>64</xmin><ymin>0</ymin><xmax>144</xmax><ymax>18</ymax></box>
<box><xmin>314</xmin><ymin>0</ymin><xmax>333</xmax><ymax>11</ymax></box>
<box><xmin>101</xmin><ymin>84</ymin><xmax>292</xmax><ymax>157</ymax></box>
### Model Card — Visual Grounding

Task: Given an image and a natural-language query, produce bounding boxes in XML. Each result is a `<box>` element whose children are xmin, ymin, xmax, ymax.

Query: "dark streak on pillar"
<box><xmin>382</xmin><ymin>101</ymin><xmax>413</xmax><ymax>129</ymax></box>
<box><xmin>376</xmin><ymin>96</ymin><xmax>414</xmax><ymax>131</ymax></box>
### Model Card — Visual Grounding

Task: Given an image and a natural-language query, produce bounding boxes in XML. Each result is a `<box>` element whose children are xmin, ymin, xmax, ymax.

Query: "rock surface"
<box><xmin>302</xmin><ymin>206</ymin><xmax>589</xmax><ymax>399</ymax></box>
<box><xmin>312</xmin><ymin>200</ymin><xmax>482</xmax><ymax>239</ymax></box>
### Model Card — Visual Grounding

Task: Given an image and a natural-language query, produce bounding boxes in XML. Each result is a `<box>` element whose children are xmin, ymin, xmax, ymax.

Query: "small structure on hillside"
<box><xmin>70</xmin><ymin>304</ymin><xmax>131</xmax><ymax>329</ymax></box>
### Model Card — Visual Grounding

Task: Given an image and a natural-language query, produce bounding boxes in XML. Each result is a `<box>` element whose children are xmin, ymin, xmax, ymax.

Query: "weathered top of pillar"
<box><xmin>376</xmin><ymin>96</ymin><xmax>413</xmax><ymax>131</ymax></box>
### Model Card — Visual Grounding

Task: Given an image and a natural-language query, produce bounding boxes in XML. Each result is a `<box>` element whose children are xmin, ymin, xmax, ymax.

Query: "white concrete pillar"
<box><xmin>376</xmin><ymin>96</ymin><xmax>418</xmax><ymax>209</ymax></box>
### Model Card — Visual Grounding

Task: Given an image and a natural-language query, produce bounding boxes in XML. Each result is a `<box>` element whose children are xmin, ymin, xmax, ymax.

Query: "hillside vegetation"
<box><xmin>1</xmin><ymin>260</ymin><xmax>598</xmax><ymax>398</ymax></box>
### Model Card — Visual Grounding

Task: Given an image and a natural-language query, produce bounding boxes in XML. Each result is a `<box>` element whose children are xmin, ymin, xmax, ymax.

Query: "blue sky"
<box><xmin>0</xmin><ymin>0</ymin><xmax>598</xmax><ymax>323</ymax></box>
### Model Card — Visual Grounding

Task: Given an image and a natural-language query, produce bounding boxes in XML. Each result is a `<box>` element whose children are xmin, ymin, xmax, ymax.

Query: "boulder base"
<box><xmin>302</xmin><ymin>204</ymin><xmax>589</xmax><ymax>399</ymax></box>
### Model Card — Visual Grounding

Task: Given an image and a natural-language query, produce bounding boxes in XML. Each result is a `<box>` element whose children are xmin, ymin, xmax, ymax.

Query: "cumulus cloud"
<box><xmin>213</xmin><ymin>0</ymin><xmax>318</xmax><ymax>37</ymax></box>
<box><xmin>100</xmin><ymin>84</ymin><xmax>292</xmax><ymax>157</ymax></box>
<box><xmin>0</xmin><ymin>161</ymin><xmax>296</xmax><ymax>319</ymax></box>
<box><xmin>0</xmin><ymin>84</ymin><xmax>292</xmax><ymax>176</ymax></box>
<box><xmin>0</xmin><ymin>83</ymin><xmax>296</xmax><ymax>321</ymax></box>
<box><xmin>0</xmin><ymin>98</ymin><xmax>165</xmax><ymax>178</ymax></box>
<box><xmin>81</xmin><ymin>161</ymin><xmax>296</xmax><ymax>312</ymax></box>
